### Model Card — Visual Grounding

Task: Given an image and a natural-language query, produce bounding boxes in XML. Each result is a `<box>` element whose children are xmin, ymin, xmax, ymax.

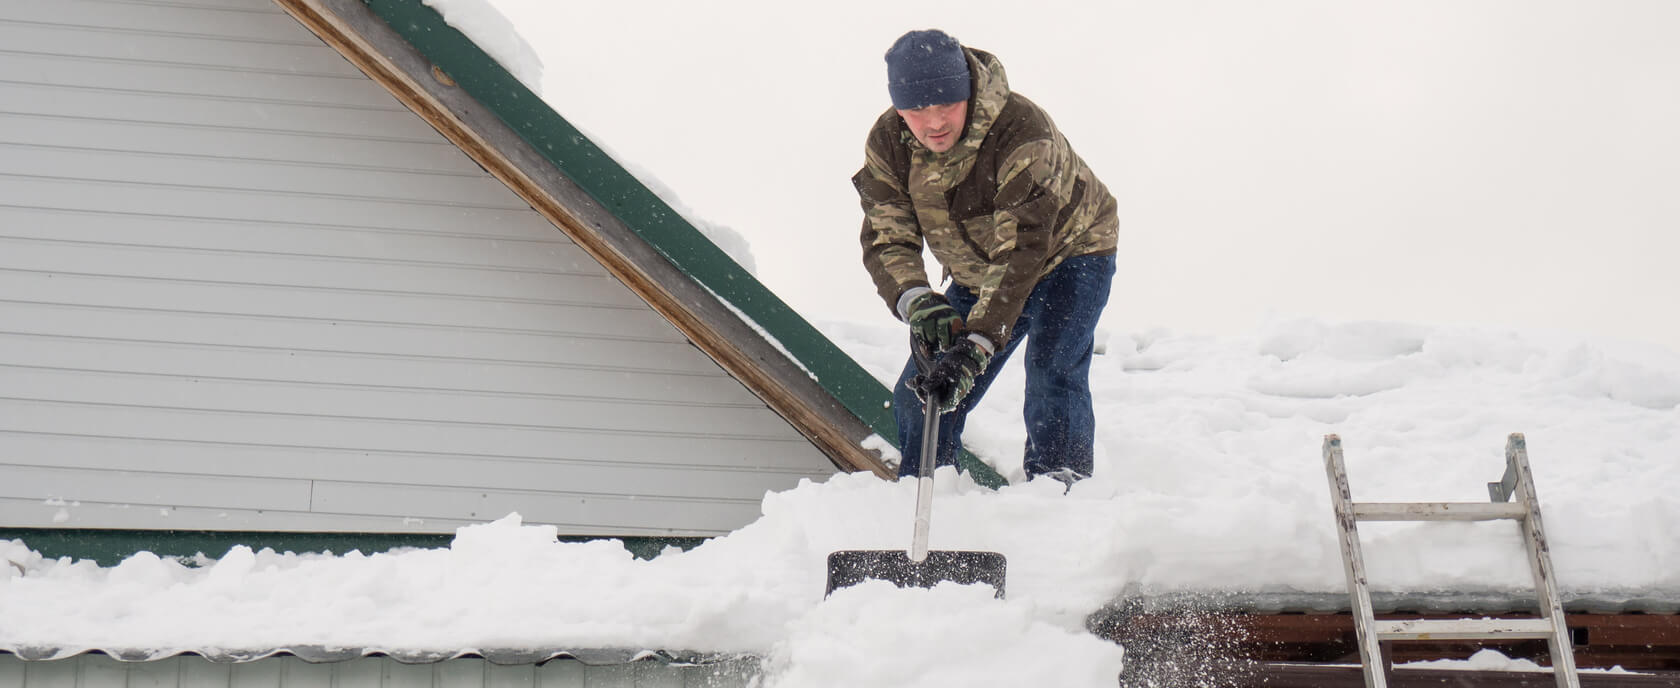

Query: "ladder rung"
<box><xmin>1373</xmin><ymin>618</ymin><xmax>1556</xmax><ymax>641</ymax></box>
<box><xmin>1353</xmin><ymin>502</ymin><xmax>1527</xmax><ymax>522</ymax></box>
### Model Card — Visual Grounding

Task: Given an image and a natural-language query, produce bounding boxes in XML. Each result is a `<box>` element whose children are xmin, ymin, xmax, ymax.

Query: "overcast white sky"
<box><xmin>484</xmin><ymin>0</ymin><xmax>1680</xmax><ymax>353</ymax></box>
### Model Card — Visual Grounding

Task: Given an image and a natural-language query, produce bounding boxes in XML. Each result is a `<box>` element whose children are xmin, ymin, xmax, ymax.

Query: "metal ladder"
<box><xmin>1323</xmin><ymin>433</ymin><xmax>1580</xmax><ymax>688</ymax></box>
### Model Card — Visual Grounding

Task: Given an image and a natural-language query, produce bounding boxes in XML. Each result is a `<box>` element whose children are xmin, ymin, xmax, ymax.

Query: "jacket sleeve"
<box><xmin>854</xmin><ymin>123</ymin><xmax>929</xmax><ymax>317</ymax></box>
<box><xmin>963</xmin><ymin>138</ymin><xmax>1074</xmax><ymax>346</ymax></box>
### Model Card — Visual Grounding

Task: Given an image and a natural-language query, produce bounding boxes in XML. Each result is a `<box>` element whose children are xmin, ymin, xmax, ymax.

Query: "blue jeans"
<box><xmin>894</xmin><ymin>253</ymin><xmax>1116</xmax><ymax>480</ymax></box>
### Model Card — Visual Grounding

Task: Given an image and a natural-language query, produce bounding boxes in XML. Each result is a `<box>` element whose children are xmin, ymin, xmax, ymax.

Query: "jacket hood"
<box><xmin>956</xmin><ymin>48</ymin><xmax>1012</xmax><ymax>152</ymax></box>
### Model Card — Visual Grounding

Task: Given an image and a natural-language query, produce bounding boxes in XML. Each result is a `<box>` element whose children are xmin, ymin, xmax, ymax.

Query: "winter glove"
<box><xmin>915</xmin><ymin>335</ymin><xmax>992</xmax><ymax>414</ymax></box>
<box><xmin>905</xmin><ymin>291</ymin><xmax>965</xmax><ymax>353</ymax></box>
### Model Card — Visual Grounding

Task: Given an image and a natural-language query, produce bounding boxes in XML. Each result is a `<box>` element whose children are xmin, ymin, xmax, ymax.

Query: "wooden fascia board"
<box><xmin>272</xmin><ymin>0</ymin><xmax>890</xmax><ymax>477</ymax></box>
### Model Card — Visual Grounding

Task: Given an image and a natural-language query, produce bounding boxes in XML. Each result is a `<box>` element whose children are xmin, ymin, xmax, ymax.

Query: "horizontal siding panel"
<box><xmin>0</xmin><ymin>176</ymin><xmax>562</xmax><ymax>237</ymax></box>
<box><xmin>0</xmin><ymin>432</ymin><xmax>824</xmax><ymax>500</ymax></box>
<box><xmin>0</xmin><ymin>207</ymin><xmax>585</xmax><ymax>273</ymax></box>
<box><xmin>2</xmin><ymin>366</ymin><xmax>793</xmax><ymax>440</ymax></box>
<box><xmin>0</xmin><ymin>497</ymin><xmax>475</xmax><ymax>534</ymax></box>
<box><xmin>0</xmin><ymin>399</ymin><xmax>821</xmax><ymax>470</ymax></box>
<box><xmin>0</xmin><ymin>238</ymin><xmax>648</xmax><ymax>308</ymax></box>
<box><xmin>0</xmin><ymin>332</ymin><xmax>765</xmax><ymax>406</ymax></box>
<box><xmin>1</xmin><ymin>0</ymin><xmax>326</xmax><ymax>44</ymax></box>
<box><xmin>0</xmin><ymin>21</ymin><xmax>359</xmax><ymax>77</ymax></box>
<box><xmin>0</xmin><ymin>142</ymin><xmax>520</xmax><ymax>209</ymax></box>
<box><xmin>0</xmin><ymin>301</ymin><xmax>723</xmax><ymax>375</ymax></box>
<box><xmin>309</xmin><ymin>481</ymin><xmax>757</xmax><ymax>533</ymax></box>
<box><xmin>0</xmin><ymin>270</ymin><xmax>677</xmax><ymax>341</ymax></box>
<box><xmin>0</xmin><ymin>270</ymin><xmax>665</xmax><ymax>340</ymax></box>
<box><xmin>0</xmin><ymin>113</ymin><xmax>482</xmax><ymax>176</ymax></box>
<box><xmin>0</xmin><ymin>278</ymin><xmax>661</xmax><ymax>342</ymax></box>
<box><xmin>3</xmin><ymin>51</ymin><xmax>401</xmax><ymax>109</ymax></box>
<box><xmin>0</xmin><ymin>143</ymin><xmax>518</xmax><ymax>208</ymax></box>
<box><xmin>0</xmin><ymin>464</ymin><xmax>312</xmax><ymax>512</ymax></box>
<box><xmin>0</xmin><ymin>496</ymin><xmax>708</xmax><ymax>536</ymax></box>
<box><xmin>0</xmin><ymin>81</ymin><xmax>440</xmax><ymax>142</ymax></box>
<box><xmin>108</xmin><ymin>0</ymin><xmax>288</xmax><ymax>11</ymax></box>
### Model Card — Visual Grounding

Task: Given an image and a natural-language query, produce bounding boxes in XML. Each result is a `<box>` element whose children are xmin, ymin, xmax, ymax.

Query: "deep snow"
<box><xmin>3</xmin><ymin>319</ymin><xmax>1677</xmax><ymax>685</ymax></box>
<box><xmin>2</xmin><ymin>2</ymin><xmax>1677</xmax><ymax>685</ymax></box>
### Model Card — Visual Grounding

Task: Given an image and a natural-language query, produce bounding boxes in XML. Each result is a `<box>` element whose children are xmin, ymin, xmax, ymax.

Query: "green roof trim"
<box><xmin>0</xmin><ymin>529</ymin><xmax>705</xmax><ymax>565</ymax></box>
<box><xmin>359</xmin><ymin>0</ymin><xmax>1003</xmax><ymax>486</ymax></box>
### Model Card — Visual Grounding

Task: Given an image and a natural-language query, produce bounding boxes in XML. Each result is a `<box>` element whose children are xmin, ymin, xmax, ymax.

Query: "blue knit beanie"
<box><xmin>884</xmin><ymin>29</ymin><xmax>971</xmax><ymax>110</ymax></box>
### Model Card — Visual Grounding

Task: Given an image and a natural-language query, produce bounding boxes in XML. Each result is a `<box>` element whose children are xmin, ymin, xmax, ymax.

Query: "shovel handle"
<box><xmin>909</xmin><ymin>334</ymin><xmax>940</xmax><ymax>563</ymax></box>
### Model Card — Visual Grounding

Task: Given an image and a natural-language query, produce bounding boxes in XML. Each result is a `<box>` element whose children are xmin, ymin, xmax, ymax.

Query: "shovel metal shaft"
<box><xmin>823</xmin><ymin>337</ymin><xmax>1005</xmax><ymax>600</ymax></box>
<box><xmin>909</xmin><ymin>384</ymin><xmax>940</xmax><ymax>563</ymax></box>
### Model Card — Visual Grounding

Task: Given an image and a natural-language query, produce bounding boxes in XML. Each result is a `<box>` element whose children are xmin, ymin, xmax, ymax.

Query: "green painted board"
<box><xmin>0</xmin><ymin>528</ymin><xmax>704</xmax><ymax>565</ymax></box>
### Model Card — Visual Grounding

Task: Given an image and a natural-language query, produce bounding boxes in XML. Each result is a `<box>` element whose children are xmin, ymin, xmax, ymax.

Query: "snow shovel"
<box><xmin>825</xmin><ymin>337</ymin><xmax>1007</xmax><ymax>598</ymax></box>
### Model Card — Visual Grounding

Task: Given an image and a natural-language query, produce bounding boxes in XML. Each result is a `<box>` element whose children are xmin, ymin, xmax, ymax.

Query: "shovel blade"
<box><xmin>826</xmin><ymin>549</ymin><xmax>1006</xmax><ymax>598</ymax></box>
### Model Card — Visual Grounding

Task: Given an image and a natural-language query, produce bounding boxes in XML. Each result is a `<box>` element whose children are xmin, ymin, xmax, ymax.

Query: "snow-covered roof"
<box><xmin>5</xmin><ymin>316</ymin><xmax>1679</xmax><ymax>679</ymax></box>
<box><xmin>4</xmin><ymin>0</ymin><xmax>1679</xmax><ymax>682</ymax></box>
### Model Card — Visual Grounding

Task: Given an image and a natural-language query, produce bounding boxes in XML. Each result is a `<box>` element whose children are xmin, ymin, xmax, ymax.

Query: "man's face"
<box><xmin>896</xmin><ymin>100</ymin><xmax>968</xmax><ymax>153</ymax></box>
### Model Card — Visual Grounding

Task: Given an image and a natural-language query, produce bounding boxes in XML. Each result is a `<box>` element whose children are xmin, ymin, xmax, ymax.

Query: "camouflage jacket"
<box><xmin>854</xmin><ymin>47</ymin><xmax>1118</xmax><ymax>348</ymax></box>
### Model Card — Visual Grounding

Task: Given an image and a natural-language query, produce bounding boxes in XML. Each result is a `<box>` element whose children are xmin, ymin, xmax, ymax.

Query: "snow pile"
<box><xmin>824</xmin><ymin>316</ymin><xmax>1680</xmax><ymax>596</ymax></box>
<box><xmin>1</xmin><ymin>514</ymin><xmax>796</xmax><ymax>654</ymax></box>
<box><xmin>2</xmin><ymin>319</ymin><xmax>1677</xmax><ymax>686</ymax></box>
<box><xmin>1404</xmin><ymin>648</ymin><xmax>1553</xmax><ymax>673</ymax></box>
<box><xmin>1401</xmin><ymin>648</ymin><xmax>1639</xmax><ymax>674</ymax></box>
<box><xmin>761</xmin><ymin>581</ymin><xmax>1125</xmax><ymax>688</ymax></box>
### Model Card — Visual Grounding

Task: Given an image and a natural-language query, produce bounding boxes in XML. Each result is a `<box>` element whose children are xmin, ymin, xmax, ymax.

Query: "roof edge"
<box><xmin>1097</xmin><ymin>589</ymin><xmax>1680</xmax><ymax>616</ymax></box>
<box><xmin>0</xmin><ymin>528</ymin><xmax>705</xmax><ymax>566</ymax></box>
<box><xmin>275</xmin><ymin>0</ymin><xmax>916</xmax><ymax>478</ymax></box>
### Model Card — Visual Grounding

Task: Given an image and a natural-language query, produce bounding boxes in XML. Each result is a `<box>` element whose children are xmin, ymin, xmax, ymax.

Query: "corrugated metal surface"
<box><xmin>0</xmin><ymin>651</ymin><xmax>759</xmax><ymax>687</ymax></box>
<box><xmin>0</xmin><ymin>0</ymin><xmax>835</xmax><ymax>536</ymax></box>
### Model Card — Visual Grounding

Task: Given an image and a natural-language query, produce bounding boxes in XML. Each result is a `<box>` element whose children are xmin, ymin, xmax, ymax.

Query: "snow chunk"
<box><xmin>449</xmin><ymin>513</ymin><xmax>558</xmax><ymax>557</ymax></box>
<box><xmin>760</xmin><ymin>580</ymin><xmax>1124</xmax><ymax>688</ymax></box>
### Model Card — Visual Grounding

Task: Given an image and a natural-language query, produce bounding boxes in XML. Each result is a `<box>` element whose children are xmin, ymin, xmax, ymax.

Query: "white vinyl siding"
<box><xmin>0</xmin><ymin>0</ymin><xmax>835</xmax><ymax>536</ymax></box>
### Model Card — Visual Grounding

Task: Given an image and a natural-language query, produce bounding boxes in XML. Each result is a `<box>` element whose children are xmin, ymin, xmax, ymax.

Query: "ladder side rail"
<box><xmin>1507</xmin><ymin>434</ymin><xmax>1581</xmax><ymax>688</ymax></box>
<box><xmin>1324</xmin><ymin>434</ymin><xmax>1389</xmax><ymax>688</ymax></box>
